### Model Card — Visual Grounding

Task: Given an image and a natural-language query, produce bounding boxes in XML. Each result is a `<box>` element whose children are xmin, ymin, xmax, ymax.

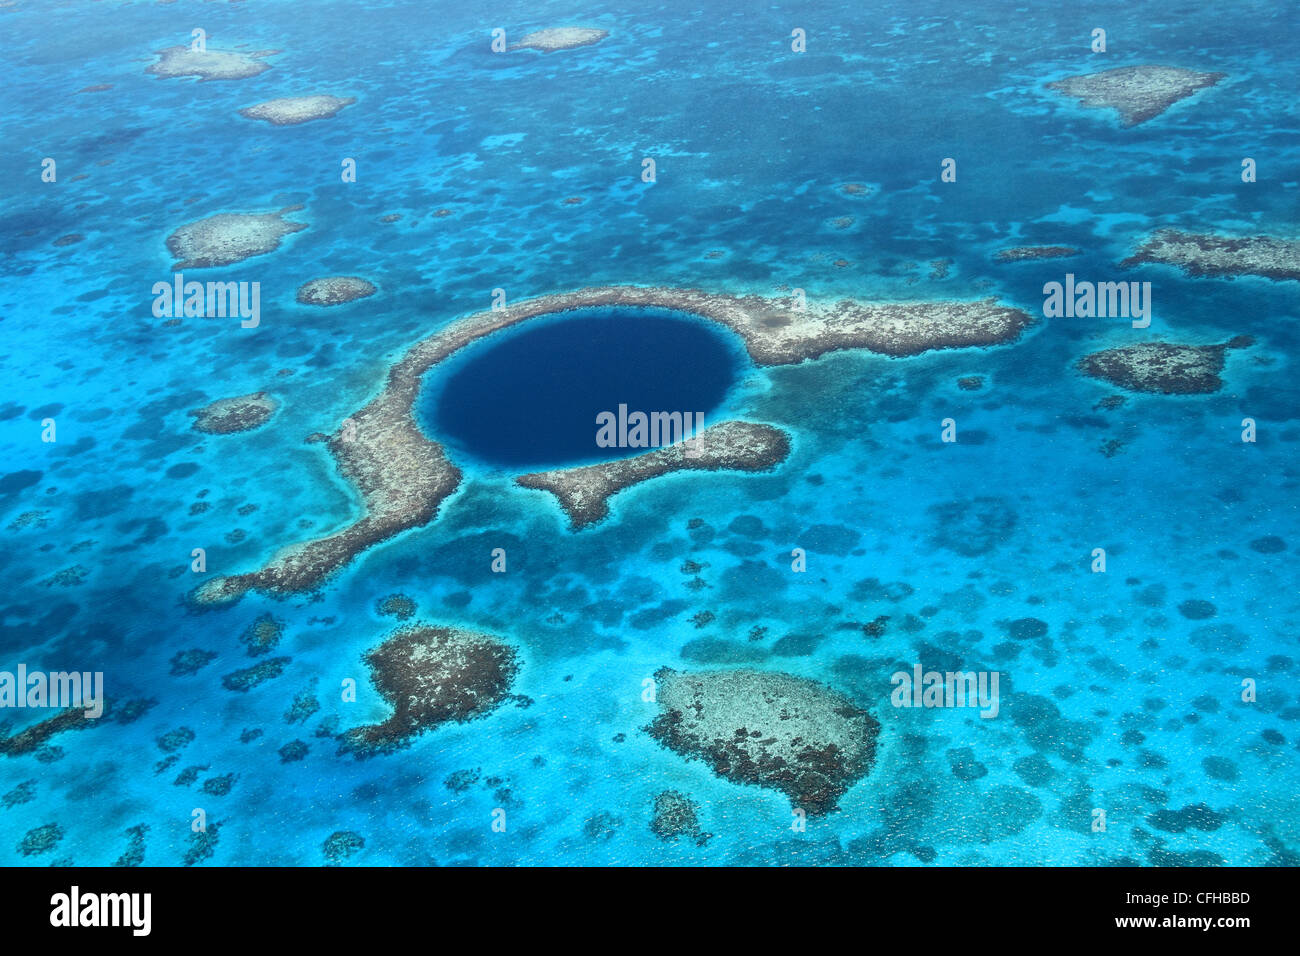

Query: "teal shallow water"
<box><xmin>0</xmin><ymin>0</ymin><xmax>1297</xmax><ymax>865</ymax></box>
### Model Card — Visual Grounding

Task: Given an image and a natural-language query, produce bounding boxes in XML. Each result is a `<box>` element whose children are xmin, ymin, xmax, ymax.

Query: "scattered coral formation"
<box><xmin>183</xmin><ymin>822</ymin><xmax>220</xmax><ymax>866</ymax></box>
<box><xmin>376</xmin><ymin>593</ymin><xmax>417</xmax><ymax>620</ymax></box>
<box><xmin>156</xmin><ymin>726</ymin><xmax>195</xmax><ymax>753</ymax></box>
<box><xmin>113</xmin><ymin>824</ymin><xmax>148</xmax><ymax>867</ymax></box>
<box><xmin>0</xmin><ymin>707</ymin><xmax>101</xmax><ymax>757</ymax></box>
<box><xmin>18</xmin><ymin>822</ymin><xmax>63</xmax><ymax>857</ymax></box>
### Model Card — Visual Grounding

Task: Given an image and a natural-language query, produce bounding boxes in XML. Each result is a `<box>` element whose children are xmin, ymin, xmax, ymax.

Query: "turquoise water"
<box><xmin>0</xmin><ymin>0</ymin><xmax>1297</xmax><ymax>866</ymax></box>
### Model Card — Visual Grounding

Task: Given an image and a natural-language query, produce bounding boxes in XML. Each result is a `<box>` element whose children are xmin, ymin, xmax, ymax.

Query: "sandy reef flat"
<box><xmin>193</xmin><ymin>284</ymin><xmax>1032</xmax><ymax>605</ymax></box>
<box><xmin>1047</xmin><ymin>64</ymin><xmax>1225</xmax><ymax>126</ymax></box>
<box><xmin>166</xmin><ymin>206</ymin><xmax>306</xmax><ymax>269</ymax></box>
<box><xmin>238</xmin><ymin>95</ymin><xmax>356</xmax><ymax>126</ymax></box>
<box><xmin>1121</xmin><ymin>229</ymin><xmax>1300</xmax><ymax>281</ymax></box>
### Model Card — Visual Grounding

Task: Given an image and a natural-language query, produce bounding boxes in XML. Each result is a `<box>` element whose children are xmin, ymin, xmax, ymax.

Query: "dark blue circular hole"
<box><xmin>420</xmin><ymin>307</ymin><xmax>745</xmax><ymax>469</ymax></box>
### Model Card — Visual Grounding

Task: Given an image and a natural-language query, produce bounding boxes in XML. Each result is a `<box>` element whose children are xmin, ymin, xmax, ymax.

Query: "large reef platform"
<box><xmin>193</xmin><ymin>285</ymin><xmax>1032</xmax><ymax>605</ymax></box>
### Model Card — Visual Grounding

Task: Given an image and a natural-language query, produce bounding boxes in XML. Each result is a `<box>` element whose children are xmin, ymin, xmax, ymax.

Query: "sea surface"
<box><xmin>0</xmin><ymin>0</ymin><xmax>1297</xmax><ymax>866</ymax></box>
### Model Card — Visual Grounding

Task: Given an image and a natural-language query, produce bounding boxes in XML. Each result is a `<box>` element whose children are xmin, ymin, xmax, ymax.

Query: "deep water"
<box><xmin>423</xmin><ymin>308</ymin><xmax>743</xmax><ymax>468</ymax></box>
<box><xmin>0</xmin><ymin>0</ymin><xmax>1297</xmax><ymax>867</ymax></box>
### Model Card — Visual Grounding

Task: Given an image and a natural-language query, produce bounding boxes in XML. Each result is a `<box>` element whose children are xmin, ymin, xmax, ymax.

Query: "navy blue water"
<box><xmin>0</xmin><ymin>0</ymin><xmax>1297</xmax><ymax>866</ymax></box>
<box><xmin>425</xmin><ymin>309</ymin><xmax>742</xmax><ymax>468</ymax></box>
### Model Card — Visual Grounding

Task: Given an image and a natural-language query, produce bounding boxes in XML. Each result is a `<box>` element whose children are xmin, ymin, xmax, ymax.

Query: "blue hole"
<box><xmin>420</xmin><ymin>307</ymin><xmax>745</xmax><ymax>468</ymax></box>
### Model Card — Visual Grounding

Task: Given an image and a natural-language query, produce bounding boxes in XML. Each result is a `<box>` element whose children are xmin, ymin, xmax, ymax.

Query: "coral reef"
<box><xmin>649</xmin><ymin>790</ymin><xmax>712</xmax><ymax>846</ymax></box>
<box><xmin>189</xmin><ymin>392</ymin><xmax>277</xmax><ymax>434</ymax></box>
<box><xmin>511</xmin><ymin>28</ymin><xmax>608</xmax><ymax>52</ymax></box>
<box><xmin>166</xmin><ymin>206</ymin><xmax>306</xmax><ymax>269</ymax></box>
<box><xmin>339</xmin><ymin>625</ymin><xmax>519</xmax><ymax>757</ymax></box>
<box><xmin>1047</xmin><ymin>65</ymin><xmax>1225</xmax><ymax>126</ymax></box>
<box><xmin>296</xmin><ymin>276</ymin><xmax>376</xmax><ymax>305</ymax></box>
<box><xmin>1121</xmin><ymin>229</ymin><xmax>1300</xmax><ymax>281</ymax></box>
<box><xmin>517</xmin><ymin>421</ymin><xmax>791</xmax><ymax>529</ymax></box>
<box><xmin>645</xmin><ymin>667</ymin><xmax>879</xmax><ymax>814</ymax></box>
<box><xmin>239</xmin><ymin>94</ymin><xmax>355</xmax><ymax>125</ymax></box>
<box><xmin>1077</xmin><ymin>339</ymin><xmax>1251</xmax><ymax>394</ymax></box>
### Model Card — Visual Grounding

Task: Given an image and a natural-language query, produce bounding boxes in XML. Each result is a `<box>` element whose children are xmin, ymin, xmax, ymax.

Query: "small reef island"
<box><xmin>339</xmin><ymin>625</ymin><xmax>520</xmax><ymax>757</ymax></box>
<box><xmin>167</xmin><ymin>206</ymin><xmax>306</xmax><ymax>269</ymax></box>
<box><xmin>238</xmin><ymin>95</ymin><xmax>356</xmax><ymax>126</ymax></box>
<box><xmin>296</xmin><ymin>276</ymin><xmax>377</xmax><ymax>306</ymax></box>
<box><xmin>1047</xmin><ymin>64</ymin><xmax>1225</xmax><ymax>126</ymax></box>
<box><xmin>146</xmin><ymin>46</ymin><xmax>276</xmax><ymax>81</ymax></box>
<box><xmin>646</xmin><ymin>667</ymin><xmax>880</xmax><ymax>815</ymax></box>
<box><xmin>510</xmin><ymin>28</ymin><xmax>609</xmax><ymax>52</ymax></box>
<box><xmin>1121</xmin><ymin>229</ymin><xmax>1300</xmax><ymax>282</ymax></box>
<box><xmin>1077</xmin><ymin>337</ymin><xmax>1253</xmax><ymax>394</ymax></box>
<box><xmin>193</xmin><ymin>285</ymin><xmax>1033</xmax><ymax>606</ymax></box>
<box><xmin>189</xmin><ymin>392</ymin><xmax>278</xmax><ymax>434</ymax></box>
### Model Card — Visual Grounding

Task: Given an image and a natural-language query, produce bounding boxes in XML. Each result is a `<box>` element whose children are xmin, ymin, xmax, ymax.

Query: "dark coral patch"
<box><xmin>1178</xmin><ymin>599</ymin><xmax>1216</xmax><ymax>620</ymax></box>
<box><xmin>1008</xmin><ymin>617</ymin><xmax>1048</xmax><ymax>640</ymax></box>
<box><xmin>1249</xmin><ymin>535</ymin><xmax>1286</xmax><ymax>554</ymax></box>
